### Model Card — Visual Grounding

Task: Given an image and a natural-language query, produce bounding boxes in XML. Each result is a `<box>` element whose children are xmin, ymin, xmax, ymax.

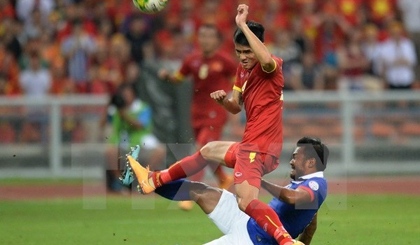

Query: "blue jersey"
<box><xmin>247</xmin><ymin>172</ymin><xmax>328</xmax><ymax>244</ymax></box>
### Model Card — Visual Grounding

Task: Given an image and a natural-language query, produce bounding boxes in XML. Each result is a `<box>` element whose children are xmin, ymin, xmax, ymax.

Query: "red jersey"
<box><xmin>177</xmin><ymin>50</ymin><xmax>236</xmax><ymax>128</ymax></box>
<box><xmin>337</xmin><ymin>0</ymin><xmax>364</xmax><ymax>26</ymax></box>
<box><xmin>233</xmin><ymin>56</ymin><xmax>284</xmax><ymax>158</ymax></box>
<box><xmin>366</xmin><ymin>0</ymin><xmax>396</xmax><ymax>24</ymax></box>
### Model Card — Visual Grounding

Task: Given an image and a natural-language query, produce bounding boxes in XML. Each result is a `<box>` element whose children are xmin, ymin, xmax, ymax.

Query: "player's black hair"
<box><xmin>200</xmin><ymin>24</ymin><xmax>223</xmax><ymax>41</ymax></box>
<box><xmin>233</xmin><ymin>21</ymin><xmax>265</xmax><ymax>46</ymax></box>
<box><xmin>297</xmin><ymin>137</ymin><xmax>329</xmax><ymax>171</ymax></box>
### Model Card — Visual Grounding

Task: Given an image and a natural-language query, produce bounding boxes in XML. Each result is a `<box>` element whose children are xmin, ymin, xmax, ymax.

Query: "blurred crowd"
<box><xmin>0</xmin><ymin>0</ymin><xmax>419</xmax><ymax>97</ymax></box>
<box><xmin>1</xmin><ymin>0</ymin><xmax>420</xmax><ymax>145</ymax></box>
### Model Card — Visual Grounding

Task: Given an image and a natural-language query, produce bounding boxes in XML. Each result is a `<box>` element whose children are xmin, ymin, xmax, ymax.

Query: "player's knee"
<box><xmin>236</xmin><ymin>196</ymin><xmax>253</xmax><ymax>212</ymax></box>
<box><xmin>189</xmin><ymin>182</ymin><xmax>221</xmax><ymax>203</ymax></box>
<box><xmin>188</xmin><ymin>182</ymin><xmax>208</xmax><ymax>200</ymax></box>
<box><xmin>190</xmin><ymin>182</ymin><xmax>222</xmax><ymax>214</ymax></box>
<box><xmin>200</xmin><ymin>142</ymin><xmax>216</xmax><ymax>160</ymax></box>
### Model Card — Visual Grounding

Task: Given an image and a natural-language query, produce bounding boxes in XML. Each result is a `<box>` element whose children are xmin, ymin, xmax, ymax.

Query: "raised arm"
<box><xmin>261</xmin><ymin>179</ymin><xmax>312</xmax><ymax>205</ymax></box>
<box><xmin>298</xmin><ymin>213</ymin><xmax>318</xmax><ymax>245</ymax></box>
<box><xmin>235</xmin><ymin>4</ymin><xmax>276</xmax><ymax>72</ymax></box>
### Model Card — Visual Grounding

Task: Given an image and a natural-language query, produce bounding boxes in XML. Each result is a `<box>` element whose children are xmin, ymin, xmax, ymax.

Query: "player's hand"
<box><xmin>235</xmin><ymin>4</ymin><xmax>249</xmax><ymax>29</ymax></box>
<box><xmin>210</xmin><ymin>90</ymin><xmax>227</xmax><ymax>105</ymax></box>
<box><xmin>158</xmin><ymin>68</ymin><xmax>170</xmax><ymax>81</ymax></box>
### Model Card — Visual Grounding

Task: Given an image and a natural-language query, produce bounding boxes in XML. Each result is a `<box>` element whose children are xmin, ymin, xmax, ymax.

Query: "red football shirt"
<box><xmin>366</xmin><ymin>0</ymin><xmax>396</xmax><ymax>24</ymax></box>
<box><xmin>178</xmin><ymin>50</ymin><xmax>237</xmax><ymax>128</ymax></box>
<box><xmin>337</xmin><ymin>0</ymin><xmax>364</xmax><ymax>26</ymax></box>
<box><xmin>233</xmin><ymin>56</ymin><xmax>284</xmax><ymax>158</ymax></box>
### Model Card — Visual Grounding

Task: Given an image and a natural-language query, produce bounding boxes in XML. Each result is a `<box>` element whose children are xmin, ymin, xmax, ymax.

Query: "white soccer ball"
<box><xmin>132</xmin><ymin>0</ymin><xmax>168</xmax><ymax>14</ymax></box>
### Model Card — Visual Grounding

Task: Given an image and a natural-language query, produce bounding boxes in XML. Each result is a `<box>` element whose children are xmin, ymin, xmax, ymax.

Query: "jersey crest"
<box><xmin>308</xmin><ymin>181</ymin><xmax>319</xmax><ymax>191</ymax></box>
<box><xmin>249</xmin><ymin>152</ymin><xmax>256</xmax><ymax>163</ymax></box>
<box><xmin>241</xmin><ymin>80</ymin><xmax>247</xmax><ymax>92</ymax></box>
<box><xmin>198</xmin><ymin>64</ymin><xmax>209</xmax><ymax>79</ymax></box>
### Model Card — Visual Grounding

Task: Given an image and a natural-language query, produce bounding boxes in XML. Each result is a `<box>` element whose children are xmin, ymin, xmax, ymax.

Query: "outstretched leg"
<box><xmin>155</xmin><ymin>179</ymin><xmax>255</xmax><ymax>245</ymax></box>
<box><xmin>128</xmin><ymin>141</ymin><xmax>236</xmax><ymax>194</ymax></box>
<box><xmin>232</xmin><ymin>150</ymin><xmax>297</xmax><ymax>245</ymax></box>
<box><xmin>155</xmin><ymin>179</ymin><xmax>222</xmax><ymax>214</ymax></box>
<box><xmin>192</xmin><ymin>127</ymin><xmax>233</xmax><ymax>190</ymax></box>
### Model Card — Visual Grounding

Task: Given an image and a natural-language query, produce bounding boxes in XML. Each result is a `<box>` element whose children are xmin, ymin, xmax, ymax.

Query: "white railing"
<box><xmin>0</xmin><ymin>91</ymin><xmax>419</xmax><ymax>178</ymax></box>
<box><xmin>279</xmin><ymin>90</ymin><xmax>420</xmax><ymax>176</ymax></box>
<box><xmin>0</xmin><ymin>95</ymin><xmax>108</xmax><ymax>178</ymax></box>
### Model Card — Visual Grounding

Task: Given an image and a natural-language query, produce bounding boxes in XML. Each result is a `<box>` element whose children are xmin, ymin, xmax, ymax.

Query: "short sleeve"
<box><xmin>233</xmin><ymin>66</ymin><xmax>243</xmax><ymax>92</ymax></box>
<box><xmin>296</xmin><ymin>178</ymin><xmax>327</xmax><ymax>210</ymax></box>
<box><xmin>254</xmin><ymin>57</ymin><xmax>283</xmax><ymax>79</ymax></box>
<box><xmin>178</xmin><ymin>55</ymin><xmax>192</xmax><ymax>77</ymax></box>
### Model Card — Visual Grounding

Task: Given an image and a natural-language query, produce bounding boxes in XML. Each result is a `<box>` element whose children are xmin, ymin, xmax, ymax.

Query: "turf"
<box><xmin>0</xmin><ymin>194</ymin><xmax>419</xmax><ymax>244</ymax></box>
<box><xmin>0</xmin><ymin>178</ymin><xmax>86</xmax><ymax>186</ymax></box>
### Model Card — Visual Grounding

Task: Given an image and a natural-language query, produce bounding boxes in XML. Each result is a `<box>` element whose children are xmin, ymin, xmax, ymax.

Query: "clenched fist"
<box><xmin>210</xmin><ymin>90</ymin><xmax>227</xmax><ymax>105</ymax></box>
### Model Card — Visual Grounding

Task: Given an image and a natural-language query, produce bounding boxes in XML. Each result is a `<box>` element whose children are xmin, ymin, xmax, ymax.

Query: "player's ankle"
<box><xmin>279</xmin><ymin>238</ymin><xmax>294</xmax><ymax>245</ymax></box>
<box><xmin>274</xmin><ymin>227</ymin><xmax>292</xmax><ymax>245</ymax></box>
<box><xmin>149</xmin><ymin>172</ymin><xmax>162</xmax><ymax>188</ymax></box>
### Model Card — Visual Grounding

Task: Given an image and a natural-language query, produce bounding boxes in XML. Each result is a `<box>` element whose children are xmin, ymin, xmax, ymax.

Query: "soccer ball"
<box><xmin>132</xmin><ymin>0</ymin><xmax>168</xmax><ymax>14</ymax></box>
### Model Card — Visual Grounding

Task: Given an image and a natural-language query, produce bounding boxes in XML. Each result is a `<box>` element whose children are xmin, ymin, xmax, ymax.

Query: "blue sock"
<box><xmin>155</xmin><ymin>179</ymin><xmax>192</xmax><ymax>201</ymax></box>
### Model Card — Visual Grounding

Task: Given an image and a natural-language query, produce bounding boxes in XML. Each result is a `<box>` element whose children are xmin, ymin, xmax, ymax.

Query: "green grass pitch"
<box><xmin>1</xmin><ymin>194</ymin><xmax>419</xmax><ymax>244</ymax></box>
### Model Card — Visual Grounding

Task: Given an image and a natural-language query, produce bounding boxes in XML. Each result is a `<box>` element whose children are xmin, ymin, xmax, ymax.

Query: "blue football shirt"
<box><xmin>247</xmin><ymin>172</ymin><xmax>328</xmax><ymax>244</ymax></box>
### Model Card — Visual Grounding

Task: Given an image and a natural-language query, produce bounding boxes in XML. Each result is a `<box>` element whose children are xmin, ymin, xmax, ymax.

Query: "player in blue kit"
<box><xmin>138</xmin><ymin>137</ymin><xmax>329</xmax><ymax>245</ymax></box>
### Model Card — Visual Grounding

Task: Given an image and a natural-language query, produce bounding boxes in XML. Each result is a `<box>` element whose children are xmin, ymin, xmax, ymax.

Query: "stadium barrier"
<box><xmin>0</xmin><ymin>90</ymin><xmax>419</xmax><ymax>179</ymax></box>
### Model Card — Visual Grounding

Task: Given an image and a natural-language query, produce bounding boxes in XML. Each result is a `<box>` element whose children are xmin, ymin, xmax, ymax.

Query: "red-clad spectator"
<box><xmin>177</xmin><ymin>0</ymin><xmax>198</xmax><ymax>51</ymax></box>
<box><xmin>50</xmin><ymin>64</ymin><xmax>75</xmax><ymax>95</ymax></box>
<box><xmin>196</xmin><ymin>0</ymin><xmax>238</xmax><ymax>33</ymax></box>
<box><xmin>0</xmin><ymin>41</ymin><xmax>20</xmax><ymax>95</ymax></box>
<box><xmin>337</xmin><ymin>29</ymin><xmax>370</xmax><ymax>91</ymax></box>
<box><xmin>314</xmin><ymin>17</ymin><xmax>346</xmax><ymax>66</ymax></box>
<box><xmin>365</xmin><ymin>0</ymin><xmax>397</xmax><ymax>27</ymax></box>
<box><xmin>106</xmin><ymin>0</ymin><xmax>139</xmax><ymax>27</ymax></box>
<box><xmin>97</xmin><ymin>34</ymin><xmax>129</xmax><ymax>91</ymax></box>
<box><xmin>40</xmin><ymin>31</ymin><xmax>64</xmax><ymax>72</ymax></box>
<box><xmin>336</xmin><ymin>0</ymin><xmax>365</xmax><ymax>27</ymax></box>
<box><xmin>86</xmin><ymin>64</ymin><xmax>109</xmax><ymax>95</ymax></box>
<box><xmin>0</xmin><ymin>0</ymin><xmax>15</xmax><ymax>21</ymax></box>
<box><xmin>297</xmin><ymin>0</ymin><xmax>322</xmax><ymax>42</ymax></box>
<box><xmin>312</xmin><ymin>1</ymin><xmax>351</xmax><ymax>64</ymax></box>
<box><xmin>262</xmin><ymin>0</ymin><xmax>292</xmax><ymax>44</ymax></box>
<box><xmin>57</xmin><ymin>2</ymin><xmax>97</xmax><ymax>42</ymax></box>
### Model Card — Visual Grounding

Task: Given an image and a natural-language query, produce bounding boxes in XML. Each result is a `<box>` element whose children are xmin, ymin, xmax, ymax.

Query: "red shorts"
<box><xmin>193</xmin><ymin>126</ymin><xmax>223</xmax><ymax>146</ymax></box>
<box><xmin>224</xmin><ymin>143</ymin><xmax>279</xmax><ymax>188</ymax></box>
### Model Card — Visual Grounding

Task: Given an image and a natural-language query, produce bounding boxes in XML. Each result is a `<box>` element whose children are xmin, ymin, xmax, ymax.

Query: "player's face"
<box><xmin>122</xmin><ymin>87</ymin><xmax>135</xmax><ymax>105</ymax></box>
<box><xmin>198</xmin><ymin>27</ymin><xmax>220</xmax><ymax>55</ymax></box>
<box><xmin>234</xmin><ymin>43</ymin><xmax>258</xmax><ymax>70</ymax></box>
<box><xmin>289</xmin><ymin>147</ymin><xmax>306</xmax><ymax>180</ymax></box>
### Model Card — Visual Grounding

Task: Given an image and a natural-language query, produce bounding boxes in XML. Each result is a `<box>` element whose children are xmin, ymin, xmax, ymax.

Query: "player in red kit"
<box><xmin>125</xmin><ymin>4</ymin><xmax>302</xmax><ymax>245</ymax></box>
<box><xmin>159</xmin><ymin>24</ymin><xmax>236</xmax><ymax>210</ymax></box>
